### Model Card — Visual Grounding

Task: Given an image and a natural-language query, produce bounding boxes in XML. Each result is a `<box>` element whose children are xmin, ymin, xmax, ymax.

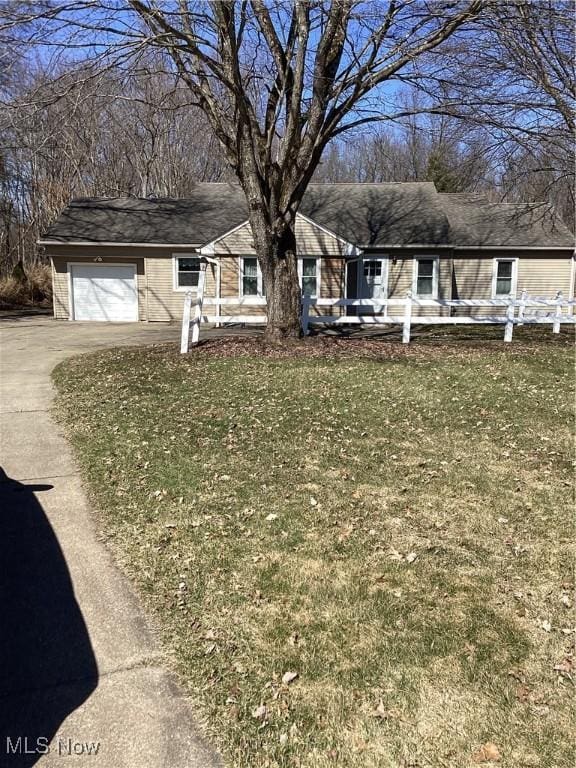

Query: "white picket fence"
<box><xmin>181</xmin><ymin>287</ymin><xmax>575</xmax><ymax>353</ymax></box>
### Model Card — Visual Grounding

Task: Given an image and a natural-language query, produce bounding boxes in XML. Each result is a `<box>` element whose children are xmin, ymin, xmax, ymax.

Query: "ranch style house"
<box><xmin>39</xmin><ymin>182</ymin><xmax>575</xmax><ymax>323</ymax></box>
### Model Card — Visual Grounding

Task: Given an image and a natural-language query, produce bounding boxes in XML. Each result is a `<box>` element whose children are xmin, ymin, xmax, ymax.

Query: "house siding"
<box><xmin>217</xmin><ymin>255</ymin><xmax>345</xmax><ymax>318</ymax></box>
<box><xmin>211</xmin><ymin>216</ymin><xmax>350</xmax><ymax>257</ymax></box>
<box><xmin>389</xmin><ymin>254</ymin><xmax>450</xmax><ymax>317</ymax></box>
<box><xmin>517</xmin><ymin>256</ymin><xmax>574</xmax><ymax>300</ymax></box>
<box><xmin>211</xmin><ymin>217</ymin><xmax>347</xmax><ymax>318</ymax></box>
<box><xmin>47</xmin><ymin>242</ymin><xmax>574</xmax><ymax>324</ymax></box>
<box><xmin>354</xmin><ymin>252</ymin><xmax>451</xmax><ymax>317</ymax></box>
<box><xmin>452</xmin><ymin>251</ymin><xmax>574</xmax><ymax>316</ymax></box>
<box><xmin>52</xmin><ymin>257</ymin><xmax>68</xmax><ymax>319</ymax></box>
<box><xmin>145</xmin><ymin>254</ymin><xmax>217</xmax><ymax>321</ymax></box>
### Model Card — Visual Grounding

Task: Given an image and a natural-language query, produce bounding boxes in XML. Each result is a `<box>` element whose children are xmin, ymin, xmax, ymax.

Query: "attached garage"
<box><xmin>69</xmin><ymin>263</ymin><xmax>138</xmax><ymax>321</ymax></box>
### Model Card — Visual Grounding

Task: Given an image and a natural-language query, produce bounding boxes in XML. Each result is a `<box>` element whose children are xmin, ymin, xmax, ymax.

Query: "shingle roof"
<box><xmin>41</xmin><ymin>186</ymin><xmax>249</xmax><ymax>246</ymax></box>
<box><xmin>300</xmin><ymin>182</ymin><xmax>451</xmax><ymax>246</ymax></box>
<box><xmin>41</xmin><ymin>182</ymin><xmax>574</xmax><ymax>249</ymax></box>
<box><xmin>439</xmin><ymin>193</ymin><xmax>574</xmax><ymax>248</ymax></box>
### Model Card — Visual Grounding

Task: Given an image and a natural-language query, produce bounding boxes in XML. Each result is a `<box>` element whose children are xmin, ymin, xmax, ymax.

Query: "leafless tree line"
<box><xmin>0</xmin><ymin>62</ymin><xmax>231</xmax><ymax>271</ymax></box>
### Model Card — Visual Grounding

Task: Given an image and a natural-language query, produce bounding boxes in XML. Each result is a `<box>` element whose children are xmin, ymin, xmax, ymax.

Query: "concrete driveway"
<box><xmin>0</xmin><ymin>317</ymin><xmax>222</xmax><ymax>768</ymax></box>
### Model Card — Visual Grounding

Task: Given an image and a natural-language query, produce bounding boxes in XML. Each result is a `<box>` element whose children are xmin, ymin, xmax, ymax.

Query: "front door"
<box><xmin>360</xmin><ymin>258</ymin><xmax>387</xmax><ymax>306</ymax></box>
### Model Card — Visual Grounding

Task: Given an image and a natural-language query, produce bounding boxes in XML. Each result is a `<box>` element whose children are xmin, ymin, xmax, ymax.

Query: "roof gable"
<box><xmin>199</xmin><ymin>211</ymin><xmax>360</xmax><ymax>256</ymax></box>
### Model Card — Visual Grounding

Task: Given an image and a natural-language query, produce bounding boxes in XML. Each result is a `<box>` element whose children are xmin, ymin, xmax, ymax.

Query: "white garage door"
<box><xmin>71</xmin><ymin>264</ymin><xmax>138</xmax><ymax>321</ymax></box>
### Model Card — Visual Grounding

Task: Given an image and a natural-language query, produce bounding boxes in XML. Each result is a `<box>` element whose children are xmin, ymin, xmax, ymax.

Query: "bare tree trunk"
<box><xmin>249</xmin><ymin>213</ymin><xmax>302</xmax><ymax>342</ymax></box>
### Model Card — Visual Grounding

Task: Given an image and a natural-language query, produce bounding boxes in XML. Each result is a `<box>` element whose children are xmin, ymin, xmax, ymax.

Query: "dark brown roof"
<box><xmin>41</xmin><ymin>183</ymin><xmax>574</xmax><ymax>249</ymax></box>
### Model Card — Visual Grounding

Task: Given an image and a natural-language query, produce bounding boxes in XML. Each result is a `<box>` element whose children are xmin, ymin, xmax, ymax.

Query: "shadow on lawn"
<box><xmin>0</xmin><ymin>468</ymin><xmax>98</xmax><ymax>767</ymax></box>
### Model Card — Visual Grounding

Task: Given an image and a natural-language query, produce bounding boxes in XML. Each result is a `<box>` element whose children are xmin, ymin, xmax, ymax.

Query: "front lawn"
<box><xmin>53</xmin><ymin>332</ymin><xmax>574</xmax><ymax>768</ymax></box>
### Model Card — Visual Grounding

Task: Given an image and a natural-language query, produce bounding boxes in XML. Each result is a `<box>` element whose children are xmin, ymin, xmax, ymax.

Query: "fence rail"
<box><xmin>302</xmin><ymin>290</ymin><xmax>575</xmax><ymax>344</ymax></box>
<box><xmin>181</xmin><ymin>287</ymin><xmax>575</xmax><ymax>352</ymax></box>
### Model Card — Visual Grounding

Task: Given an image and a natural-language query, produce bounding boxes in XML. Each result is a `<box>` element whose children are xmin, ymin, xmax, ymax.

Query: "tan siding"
<box><xmin>52</xmin><ymin>258</ymin><xmax>69</xmax><ymax>319</ymax></box>
<box><xmin>453</xmin><ymin>251</ymin><xmax>574</xmax><ymax>316</ymax></box>
<box><xmin>314</xmin><ymin>258</ymin><xmax>345</xmax><ymax>317</ymax></box>
<box><xmin>145</xmin><ymin>255</ymin><xmax>216</xmax><ymax>322</ymax></box>
<box><xmin>212</xmin><ymin>215</ymin><xmax>348</xmax><ymax>256</ymax></box>
<box><xmin>452</xmin><ymin>257</ymin><xmax>496</xmax><ymax>317</ymax></box>
<box><xmin>385</xmin><ymin>254</ymin><xmax>450</xmax><ymax>317</ymax></box>
<box><xmin>517</xmin><ymin>257</ymin><xmax>573</xmax><ymax>298</ymax></box>
<box><xmin>321</xmin><ymin>258</ymin><xmax>344</xmax><ymax>298</ymax></box>
<box><xmin>387</xmin><ymin>256</ymin><xmax>412</xmax><ymax>299</ymax></box>
<box><xmin>221</xmin><ymin>258</ymin><xmax>240</xmax><ymax>298</ymax></box>
<box><xmin>219</xmin><ymin>255</ymin><xmax>345</xmax><ymax>319</ymax></box>
<box><xmin>295</xmin><ymin>217</ymin><xmax>348</xmax><ymax>256</ymax></box>
<box><xmin>46</xmin><ymin>245</ymin><xmax>222</xmax><ymax>322</ymax></box>
<box><xmin>218</xmin><ymin>257</ymin><xmax>265</xmax><ymax>318</ymax></box>
<box><xmin>48</xmin><ymin>242</ymin><xmax>573</xmax><ymax>326</ymax></box>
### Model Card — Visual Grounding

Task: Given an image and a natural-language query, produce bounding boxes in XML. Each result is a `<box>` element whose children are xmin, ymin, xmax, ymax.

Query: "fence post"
<box><xmin>553</xmin><ymin>291</ymin><xmax>563</xmax><ymax>334</ymax></box>
<box><xmin>504</xmin><ymin>295</ymin><xmax>515</xmax><ymax>342</ymax></box>
<box><xmin>180</xmin><ymin>291</ymin><xmax>193</xmax><ymax>354</ymax></box>
<box><xmin>190</xmin><ymin>265</ymin><xmax>207</xmax><ymax>346</ymax></box>
<box><xmin>517</xmin><ymin>289</ymin><xmax>528</xmax><ymax>326</ymax></box>
<box><xmin>301</xmin><ymin>294</ymin><xmax>311</xmax><ymax>335</ymax></box>
<box><xmin>402</xmin><ymin>290</ymin><xmax>413</xmax><ymax>344</ymax></box>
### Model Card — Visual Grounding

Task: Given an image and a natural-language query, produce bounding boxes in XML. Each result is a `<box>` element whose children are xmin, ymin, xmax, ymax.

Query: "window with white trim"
<box><xmin>493</xmin><ymin>259</ymin><xmax>516</xmax><ymax>297</ymax></box>
<box><xmin>240</xmin><ymin>257</ymin><xmax>264</xmax><ymax>296</ymax></box>
<box><xmin>299</xmin><ymin>257</ymin><xmax>319</xmax><ymax>297</ymax></box>
<box><xmin>414</xmin><ymin>257</ymin><xmax>439</xmax><ymax>298</ymax></box>
<box><xmin>175</xmin><ymin>256</ymin><xmax>201</xmax><ymax>289</ymax></box>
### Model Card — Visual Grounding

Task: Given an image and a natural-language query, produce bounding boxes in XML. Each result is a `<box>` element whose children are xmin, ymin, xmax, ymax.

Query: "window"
<box><xmin>493</xmin><ymin>259</ymin><xmax>516</xmax><ymax>297</ymax></box>
<box><xmin>360</xmin><ymin>259</ymin><xmax>387</xmax><ymax>299</ymax></box>
<box><xmin>299</xmin><ymin>258</ymin><xmax>319</xmax><ymax>297</ymax></box>
<box><xmin>240</xmin><ymin>257</ymin><xmax>264</xmax><ymax>296</ymax></box>
<box><xmin>413</xmin><ymin>257</ymin><xmax>438</xmax><ymax>298</ymax></box>
<box><xmin>364</xmin><ymin>260</ymin><xmax>382</xmax><ymax>278</ymax></box>
<box><xmin>174</xmin><ymin>256</ymin><xmax>201</xmax><ymax>290</ymax></box>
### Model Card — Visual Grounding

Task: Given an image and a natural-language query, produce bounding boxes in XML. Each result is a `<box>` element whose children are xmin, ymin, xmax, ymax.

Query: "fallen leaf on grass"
<box><xmin>373</xmin><ymin>701</ymin><xmax>388</xmax><ymax>719</ymax></box>
<box><xmin>515</xmin><ymin>684</ymin><xmax>532</xmax><ymax>702</ymax></box>
<box><xmin>282</xmin><ymin>671</ymin><xmax>299</xmax><ymax>685</ymax></box>
<box><xmin>204</xmin><ymin>643</ymin><xmax>216</xmax><ymax>655</ymax></box>
<box><xmin>388</xmin><ymin>548</ymin><xmax>418</xmax><ymax>563</ymax></box>
<box><xmin>472</xmin><ymin>742</ymin><xmax>501</xmax><ymax>763</ymax></box>
<box><xmin>252</xmin><ymin>704</ymin><xmax>267</xmax><ymax>720</ymax></box>
<box><xmin>554</xmin><ymin>657</ymin><xmax>574</xmax><ymax>674</ymax></box>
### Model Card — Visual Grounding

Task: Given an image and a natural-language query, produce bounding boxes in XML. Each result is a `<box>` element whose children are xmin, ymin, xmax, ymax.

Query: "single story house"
<box><xmin>39</xmin><ymin>182</ymin><xmax>575</xmax><ymax>322</ymax></box>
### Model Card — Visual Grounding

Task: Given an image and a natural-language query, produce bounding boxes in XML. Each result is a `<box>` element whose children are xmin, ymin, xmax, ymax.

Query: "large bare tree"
<box><xmin>2</xmin><ymin>0</ymin><xmax>485</xmax><ymax>339</ymax></box>
<box><xmin>130</xmin><ymin>1</ymin><xmax>487</xmax><ymax>340</ymax></box>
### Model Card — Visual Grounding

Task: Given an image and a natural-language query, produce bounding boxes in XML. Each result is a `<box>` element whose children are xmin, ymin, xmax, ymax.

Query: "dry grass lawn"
<box><xmin>53</xmin><ymin>329</ymin><xmax>574</xmax><ymax>768</ymax></box>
